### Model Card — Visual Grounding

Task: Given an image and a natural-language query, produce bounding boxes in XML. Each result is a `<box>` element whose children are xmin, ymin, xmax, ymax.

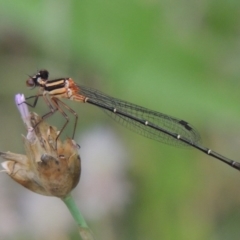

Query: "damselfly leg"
<box><xmin>24</xmin><ymin>94</ymin><xmax>79</xmax><ymax>149</ymax></box>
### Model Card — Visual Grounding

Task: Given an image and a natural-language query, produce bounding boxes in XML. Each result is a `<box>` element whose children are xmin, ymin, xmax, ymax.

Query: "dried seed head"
<box><xmin>1</xmin><ymin>95</ymin><xmax>81</xmax><ymax>198</ymax></box>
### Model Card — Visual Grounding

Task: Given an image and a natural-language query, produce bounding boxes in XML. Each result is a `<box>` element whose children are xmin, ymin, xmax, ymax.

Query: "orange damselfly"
<box><xmin>24</xmin><ymin>69</ymin><xmax>240</xmax><ymax>171</ymax></box>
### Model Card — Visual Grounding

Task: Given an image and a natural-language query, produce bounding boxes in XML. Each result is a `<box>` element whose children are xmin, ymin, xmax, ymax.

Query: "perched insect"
<box><xmin>24</xmin><ymin>69</ymin><xmax>240</xmax><ymax>171</ymax></box>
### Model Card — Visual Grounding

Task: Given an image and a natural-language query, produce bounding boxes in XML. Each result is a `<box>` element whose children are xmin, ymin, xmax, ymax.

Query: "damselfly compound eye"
<box><xmin>39</xmin><ymin>69</ymin><xmax>49</xmax><ymax>80</ymax></box>
<box><xmin>26</xmin><ymin>77</ymin><xmax>35</xmax><ymax>87</ymax></box>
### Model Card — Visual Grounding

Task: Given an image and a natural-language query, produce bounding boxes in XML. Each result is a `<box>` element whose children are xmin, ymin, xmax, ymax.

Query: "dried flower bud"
<box><xmin>0</xmin><ymin>94</ymin><xmax>81</xmax><ymax>198</ymax></box>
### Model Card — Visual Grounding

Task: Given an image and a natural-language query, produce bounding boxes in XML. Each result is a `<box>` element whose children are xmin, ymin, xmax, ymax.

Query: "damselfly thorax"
<box><xmin>27</xmin><ymin>73</ymin><xmax>85</xmax><ymax>102</ymax></box>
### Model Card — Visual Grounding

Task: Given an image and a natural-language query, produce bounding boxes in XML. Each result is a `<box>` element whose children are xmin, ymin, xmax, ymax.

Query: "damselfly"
<box><xmin>24</xmin><ymin>69</ymin><xmax>240</xmax><ymax>171</ymax></box>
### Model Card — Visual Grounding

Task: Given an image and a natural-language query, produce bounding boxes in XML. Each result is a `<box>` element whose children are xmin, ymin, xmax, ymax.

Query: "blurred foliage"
<box><xmin>1</xmin><ymin>0</ymin><xmax>240</xmax><ymax>240</ymax></box>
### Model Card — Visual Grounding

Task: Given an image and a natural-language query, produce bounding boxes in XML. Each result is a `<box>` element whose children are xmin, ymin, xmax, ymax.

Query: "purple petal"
<box><xmin>15</xmin><ymin>94</ymin><xmax>31</xmax><ymax>128</ymax></box>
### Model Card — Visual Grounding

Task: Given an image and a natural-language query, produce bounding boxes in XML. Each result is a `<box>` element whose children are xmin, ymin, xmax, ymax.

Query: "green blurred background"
<box><xmin>1</xmin><ymin>1</ymin><xmax>240</xmax><ymax>240</ymax></box>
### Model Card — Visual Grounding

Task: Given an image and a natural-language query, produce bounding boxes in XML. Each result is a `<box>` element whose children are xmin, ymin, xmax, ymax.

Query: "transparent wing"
<box><xmin>79</xmin><ymin>85</ymin><xmax>201</xmax><ymax>147</ymax></box>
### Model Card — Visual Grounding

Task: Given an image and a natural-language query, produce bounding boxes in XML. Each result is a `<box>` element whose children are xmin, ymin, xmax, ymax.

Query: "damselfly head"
<box><xmin>26</xmin><ymin>69</ymin><xmax>49</xmax><ymax>88</ymax></box>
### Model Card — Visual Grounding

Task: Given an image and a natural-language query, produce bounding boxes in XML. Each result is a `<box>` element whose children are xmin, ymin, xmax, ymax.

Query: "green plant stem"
<box><xmin>62</xmin><ymin>194</ymin><xmax>95</xmax><ymax>240</ymax></box>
